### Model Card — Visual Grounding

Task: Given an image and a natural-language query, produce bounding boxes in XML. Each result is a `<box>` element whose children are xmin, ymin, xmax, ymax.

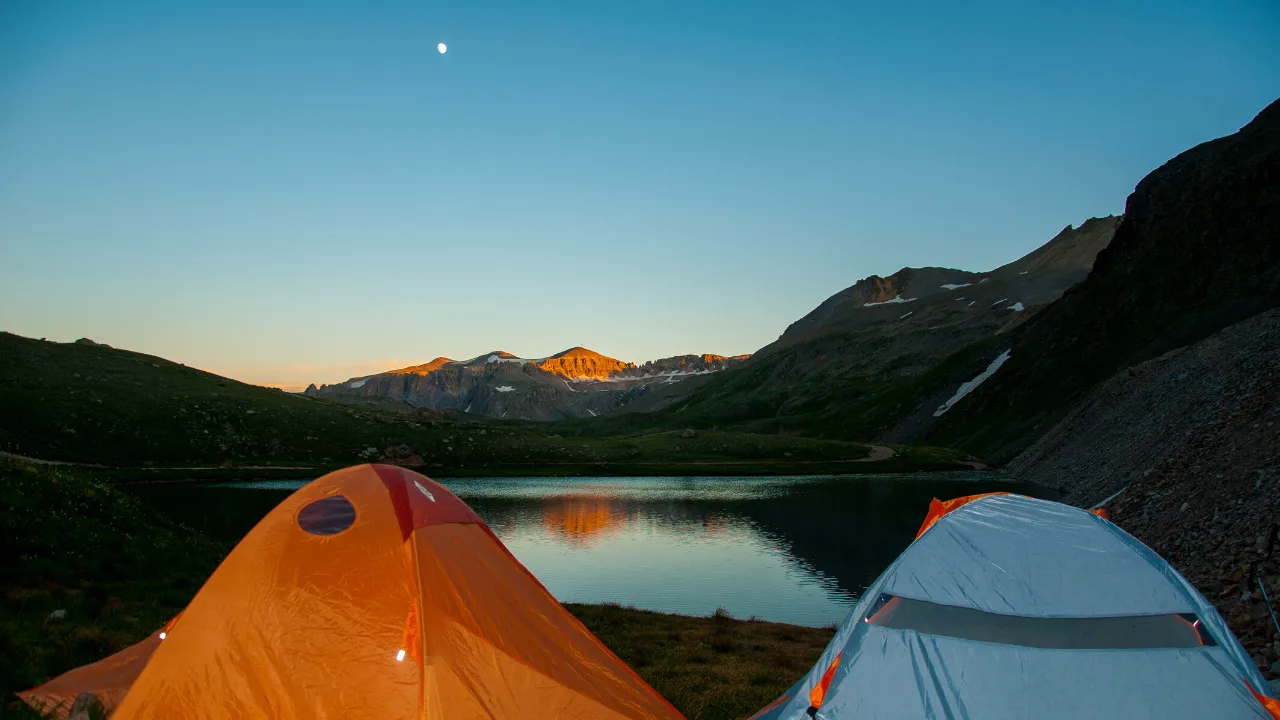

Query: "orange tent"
<box><xmin>21</xmin><ymin>464</ymin><xmax>683</xmax><ymax>720</ymax></box>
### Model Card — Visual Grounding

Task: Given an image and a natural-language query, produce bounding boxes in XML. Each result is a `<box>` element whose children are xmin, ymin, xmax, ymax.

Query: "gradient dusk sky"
<box><xmin>2</xmin><ymin>1</ymin><xmax>1277</xmax><ymax>390</ymax></box>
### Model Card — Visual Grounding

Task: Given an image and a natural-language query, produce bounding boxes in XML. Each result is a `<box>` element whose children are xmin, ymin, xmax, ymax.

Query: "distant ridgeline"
<box><xmin>304</xmin><ymin>348</ymin><xmax>749</xmax><ymax>421</ymax></box>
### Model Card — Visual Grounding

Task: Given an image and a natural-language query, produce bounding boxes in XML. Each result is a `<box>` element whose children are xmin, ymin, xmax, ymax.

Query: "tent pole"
<box><xmin>1258</xmin><ymin>571</ymin><xmax>1280</xmax><ymax>638</ymax></box>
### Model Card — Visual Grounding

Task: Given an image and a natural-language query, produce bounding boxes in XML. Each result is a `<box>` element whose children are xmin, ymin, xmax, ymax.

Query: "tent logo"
<box><xmin>413</xmin><ymin>480</ymin><xmax>436</xmax><ymax>502</ymax></box>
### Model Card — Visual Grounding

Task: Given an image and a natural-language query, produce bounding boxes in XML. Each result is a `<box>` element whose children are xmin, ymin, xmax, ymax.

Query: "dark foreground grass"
<box><xmin>2</xmin><ymin>457</ymin><xmax>832</xmax><ymax>719</ymax></box>
<box><xmin>0</xmin><ymin>458</ymin><xmax>226</xmax><ymax>719</ymax></box>
<box><xmin>568</xmin><ymin>604</ymin><xmax>833</xmax><ymax>720</ymax></box>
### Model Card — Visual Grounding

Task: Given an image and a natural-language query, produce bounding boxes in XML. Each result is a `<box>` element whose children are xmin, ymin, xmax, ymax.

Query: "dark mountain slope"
<box><xmin>562</xmin><ymin>216</ymin><xmax>1116</xmax><ymax>440</ymax></box>
<box><xmin>931</xmin><ymin>98</ymin><xmax>1280</xmax><ymax>463</ymax></box>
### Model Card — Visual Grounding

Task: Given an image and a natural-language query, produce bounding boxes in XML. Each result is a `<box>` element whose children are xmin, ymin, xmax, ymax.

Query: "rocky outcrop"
<box><xmin>67</xmin><ymin>691</ymin><xmax>105</xmax><ymax>720</ymax></box>
<box><xmin>628</xmin><ymin>354</ymin><xmax>750</xmax><ymax>377</ymax></box>
<box><xmin>531</xmin><ymin>348</ymin><xmax>635</xmax><ymax>380</ymax></box>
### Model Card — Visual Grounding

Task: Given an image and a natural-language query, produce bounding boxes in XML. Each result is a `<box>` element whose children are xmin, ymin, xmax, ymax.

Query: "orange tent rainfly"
<box><xmin>21</xmin><ymin>464</ymin><xmax>684</xmax><ymax>720</ymax></box>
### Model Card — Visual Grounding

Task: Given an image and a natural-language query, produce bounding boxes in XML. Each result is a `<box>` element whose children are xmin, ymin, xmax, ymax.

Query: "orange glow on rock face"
<box><xmin>532</xmin><ymin>348</ymin><xmax>635</xmax><ymax>381</ymax></box>
<box><xmin>702</xmin><ymin>514</ymin><xmax>731</xmax><ymax>536</ymax></box>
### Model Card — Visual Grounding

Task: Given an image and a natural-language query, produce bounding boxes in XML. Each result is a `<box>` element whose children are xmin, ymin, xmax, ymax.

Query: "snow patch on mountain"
<box><xmin>495</xmin><ymin>385</ymin><xmax>515</xmax><ymax>393</ymax></box>
<box><xmin>864</xmin><ymin>295</ymin><xmax>915</xmax><ymax>307</ymax></box>
<box><xmin>941</xmin><ymin>283</ymin><xmax>971</xmax><ymax>291</ymax></box>
<box><xmin>584</xmin><ymin>368</ymin><xmax>721</xmax><ymax>383</ymax></box>
<box><xmin>487</xmin><ymin>355</ymin><xmax>535</xmax><ymax>365</ymax></box>
<box><xmin>348</xmin><ymin>379</ymin><xmax>368</xmax><ymax>389</ymax></box>
<box><xmin>934</xmin><ymin>350</ymin><xmax>1012</xmax><ymax>417</ymax></box>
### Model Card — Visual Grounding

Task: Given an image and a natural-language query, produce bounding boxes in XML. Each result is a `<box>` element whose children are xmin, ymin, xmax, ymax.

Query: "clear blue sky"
<box><xmin>2</xmin><ymin>0</ymin><xmax>1277</xmax><ymax>389</ymax></box>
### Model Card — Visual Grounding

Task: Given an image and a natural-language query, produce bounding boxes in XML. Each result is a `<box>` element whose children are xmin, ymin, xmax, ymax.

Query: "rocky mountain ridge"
<box><xmin>764</xmin><ymin>216</ymin><xmax>1119</xmax><ymax>358</ymax></box>
<box><xmin>597</xmin><ymin>216</ymin><xmax>1121</xmax><ymax>437</ymax></box>
<box><xmin>304</xmin><ymin>347</ymin><xmax>750</xmax><ymax>421</ymax></box>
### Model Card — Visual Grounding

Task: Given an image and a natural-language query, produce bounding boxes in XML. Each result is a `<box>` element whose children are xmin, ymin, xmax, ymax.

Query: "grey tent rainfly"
<box><xmin>751</xmin><ymin>493</ymin><xmax>1278</xmax><ymax>720</ymax></box>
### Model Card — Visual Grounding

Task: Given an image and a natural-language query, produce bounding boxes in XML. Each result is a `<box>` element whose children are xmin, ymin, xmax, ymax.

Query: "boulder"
<box><xmin>67</xmin><ymin>692</ymin><xmax>104</xmax><ymax>720</ymax></box>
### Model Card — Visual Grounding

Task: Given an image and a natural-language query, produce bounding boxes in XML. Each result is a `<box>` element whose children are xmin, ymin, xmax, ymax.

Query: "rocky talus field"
<box><xmin>1007</xmin><ymin>308</ymin><xmax>1280</xmax><ymax>683</ymax></box>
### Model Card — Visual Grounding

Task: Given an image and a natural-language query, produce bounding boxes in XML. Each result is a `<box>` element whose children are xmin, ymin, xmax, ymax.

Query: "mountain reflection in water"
<box><xmin>437</xmin><ymin>474</ymin><xmax>1056</xmax><ymax>626</ymax></box>
<box><xmin>134</xmin><ymin>473</ymin><xmax>1054</xmax><ymax>627</ymax></box>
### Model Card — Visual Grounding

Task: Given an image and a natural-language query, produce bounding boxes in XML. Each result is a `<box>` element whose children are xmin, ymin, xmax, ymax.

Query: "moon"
<box><xmin>437</xmin><ymin>42</ymin><xmax>447</xmax><ymax>54</ymax></box>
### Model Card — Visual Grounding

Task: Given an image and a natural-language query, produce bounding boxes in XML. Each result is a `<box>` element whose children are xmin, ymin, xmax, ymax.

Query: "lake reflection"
<box><xmin>134</xmin><ymin>473</ymin><xmax>1055</xmax><ymax>627</ymax></box>
<box><xmin>464</xmin><ymin>479</ymin><xmax>854</xmax><ymax>626</ymax></box>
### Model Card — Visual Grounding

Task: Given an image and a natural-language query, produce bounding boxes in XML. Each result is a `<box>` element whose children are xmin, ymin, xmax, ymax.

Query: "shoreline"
<box><xmin>110</xmin><ymin>465</ymin><xmax>1006</xmax><ymax>485</ymax></box>
<box><xmin>33</xmin><ymin>454</ymin><xmax>991</xmax><ymax>486</ymax></box>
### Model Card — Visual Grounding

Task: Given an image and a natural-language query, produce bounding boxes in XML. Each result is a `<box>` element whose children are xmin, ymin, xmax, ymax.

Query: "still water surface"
<box><xmin>132</xmin><ymin>473</ymin><xmax>1054</xmax><ymax>627</ymax></box>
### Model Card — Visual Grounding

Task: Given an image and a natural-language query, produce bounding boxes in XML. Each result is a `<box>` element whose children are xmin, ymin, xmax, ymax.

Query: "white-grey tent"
<box><xmin>752</xmin><ymin>493</ymin><xmax>1277</xmax><ymax>720</ymax></box>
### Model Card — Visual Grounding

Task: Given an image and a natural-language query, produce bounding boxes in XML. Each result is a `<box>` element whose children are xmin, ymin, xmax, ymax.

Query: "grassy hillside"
<box><xmin>555</xmin><ymin>334</ymin><xmax>1005</xmax><ymax>442</ymax></box>
<box><xmin>0</xmin><ymin>332</ymin><xmax>977</xmax><ymax>474</ymax></box>
<box><xmin>0</xmin><ymin>458</ymin><xmax>830</xmax><ymax>720</ymax></box>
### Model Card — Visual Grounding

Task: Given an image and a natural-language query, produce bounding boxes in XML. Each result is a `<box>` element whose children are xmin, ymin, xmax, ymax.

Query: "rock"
<box><xmin>681</xmin><ymin>429</ymin><xmax>697</xmax><ymax>438</ymax></box>
<box><xmin>381</xmin><ymin>445</ymin><xmax>424</xmax><ymax>466</ymax></box>
<box><xmin>1180</xmin><ymin>502</ymin><xmax>1190</xmax><ymax>512</ymax></box>
<box><xmin>73</xmin><ymin>338</ymin><xmax>98</xmax><ymax>346</ymax></box>
<box><xmin>46</xmin><ymin>609</ymin><xmax>66</xmax><ymax>621</ymax></box>
<box><xmin>67</xmin><ymin>692</ymin><xmax>104</xmax><ymax>720</ymax></box>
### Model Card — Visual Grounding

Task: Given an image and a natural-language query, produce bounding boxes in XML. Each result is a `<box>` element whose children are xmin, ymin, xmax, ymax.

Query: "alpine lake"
<box><xmin>128</xmin><ymin>473</ymin><xmax>1056</xmax><ymax>627</ymax></box>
